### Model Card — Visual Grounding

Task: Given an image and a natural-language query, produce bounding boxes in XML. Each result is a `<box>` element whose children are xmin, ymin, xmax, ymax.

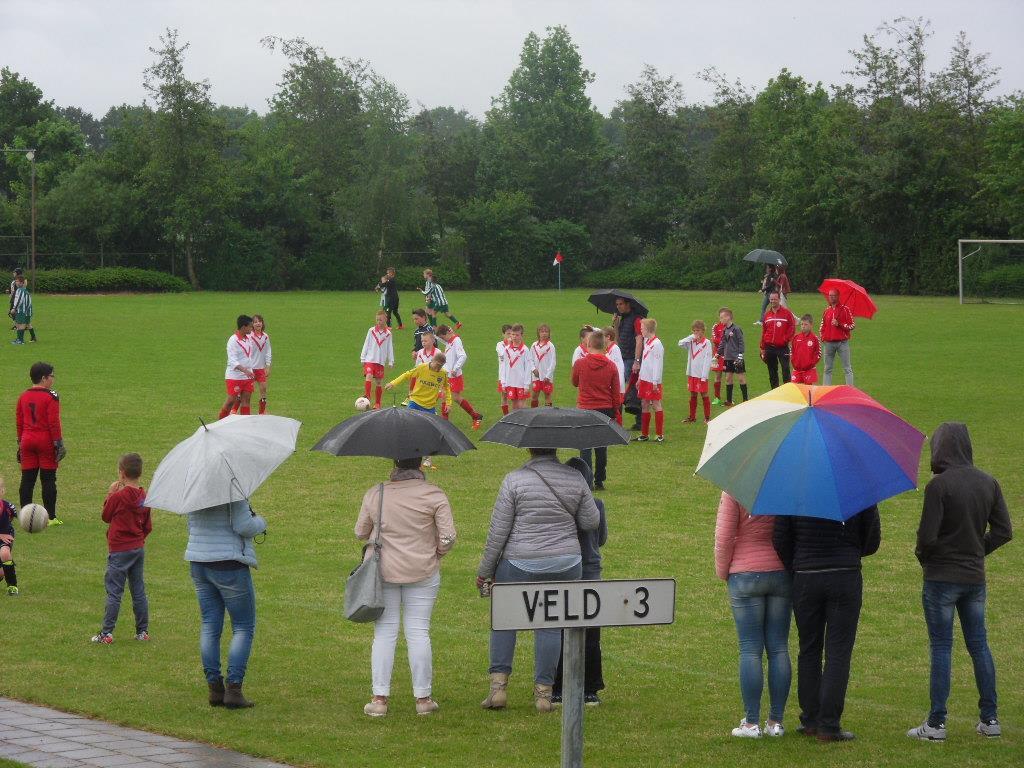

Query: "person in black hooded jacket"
<box><xmin>906</xmin><ymin>422</ymin><xmax>1012</xmax><ymax>741</ymax></box>
<box><xmin>773</xmin><ymin>506</ymin><xmax>880</xmax><ymax>742</ymax></box>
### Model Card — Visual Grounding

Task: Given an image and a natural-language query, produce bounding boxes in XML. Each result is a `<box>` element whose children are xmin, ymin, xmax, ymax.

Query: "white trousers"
<box><xmin>372</xmin><ymin>570</ymin><xmax>440</xmax><ymax>698</ymax></box>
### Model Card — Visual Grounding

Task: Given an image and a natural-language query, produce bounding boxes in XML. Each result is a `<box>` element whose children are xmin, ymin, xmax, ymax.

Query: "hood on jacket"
<box><xmin>930</xmin><ymin>421</ymin><xmax>973</xmax><ymax>474</ymax></box>
<box><xmin>582</xmin><ymin>353</ymin><xmax>612</xmax><ymax>371</ymax></box>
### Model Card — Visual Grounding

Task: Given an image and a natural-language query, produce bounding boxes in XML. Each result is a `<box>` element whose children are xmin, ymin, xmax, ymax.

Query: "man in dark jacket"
<box><xmin>773</xmin><ymin>506</ymin><xmax>881</xmax><ymax>742</ymax></box>
<box><xmin>907</xmin><ymin>423</ymin><xmax>1012</xmax><ymax>741</ymax></box>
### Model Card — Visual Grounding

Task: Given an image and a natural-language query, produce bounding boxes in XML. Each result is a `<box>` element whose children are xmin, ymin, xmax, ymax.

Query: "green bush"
<box><xmin>33</xmin><ymin>268</ymin><xmax>191</xmax><ymax>294</ymax></box>
<box><xmin>976</xmin><ymin>263</ymin><xmax>1024</xmax><ymax>297</ymax></box>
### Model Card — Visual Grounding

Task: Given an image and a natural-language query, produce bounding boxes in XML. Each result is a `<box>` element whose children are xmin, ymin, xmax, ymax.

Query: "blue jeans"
<box><xmin>102</xmin><ymin>548</ymin><xmax>149</xmax><ymax>635</ymax></box>
<box><xmin>190</xmin><ymin>563</ymin><xmax>256</xmax><ymax>685</ymax></box>
<box><xmin>923</xmin><ymin>580</ymin><xmax>998</xmax><ymax>726</ymax></box>
<box><xmin>728</xmin><ymin>571</ymin><xmax>793</xmax><ymax>723</ymax></box>
<box><xmin>489</xmin><ymin>559</ymin><xmax>583</xmax><ymax>685</ymax></box>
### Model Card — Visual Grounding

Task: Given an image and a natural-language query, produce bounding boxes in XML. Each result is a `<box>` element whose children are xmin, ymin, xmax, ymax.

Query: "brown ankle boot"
<box><xmin>534</xmin><ymin>684</ymin><xmax>554</xmax><ymax>713</ymax></box>
<box><xmin>224</xmin><ymin>681</ymin><xmax>254</xmax><ymax>709</ymax></box>
<box><xmin>208</xmin><ymin>677</ymin><xmax>225</xmax><ymax>707</ymax></box>
<box><xmin>481</xmin><ymin>673</ymin><xmax>509</xmax><ymax>709</ymax></box>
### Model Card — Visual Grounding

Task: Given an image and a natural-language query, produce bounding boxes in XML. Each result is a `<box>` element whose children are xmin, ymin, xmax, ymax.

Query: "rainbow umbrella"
<box><xmin>696</xmin><ymin>383</ymin><xmax>925</xmax><ymax>521</ymax></box>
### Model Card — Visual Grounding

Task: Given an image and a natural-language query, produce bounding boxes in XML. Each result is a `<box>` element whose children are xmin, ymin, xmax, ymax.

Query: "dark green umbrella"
<box><xmin>744</xmin><ymin>248</ymin><xmax>787</xmax><ymax>266</ymax></box>
<box><xmin>311</xmin><ymin>407</ymin><xmax>475</xmax><ymax>460</ymax></box>
<box><xmin>481</xmin><ymin>407</ymin><xmax>630</xmax><ymax>450</ymax></box>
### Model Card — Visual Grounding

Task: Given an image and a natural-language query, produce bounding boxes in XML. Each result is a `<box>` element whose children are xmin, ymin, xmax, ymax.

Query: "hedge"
<box><xmin>975</xmin><ymin>263</ymin><xmax>1024</xmax><ymax>297</ymax></box>
<box><xmin>32</xmin><ymin>268</ymin><xmax>191</xmax><ymax>294</ymax></box>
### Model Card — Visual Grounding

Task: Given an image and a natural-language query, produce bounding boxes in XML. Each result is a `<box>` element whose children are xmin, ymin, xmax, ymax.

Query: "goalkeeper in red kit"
<box><xmin>16</xmin><ymin>362</ymin><xmax>66</xmax><ymax>525</ymax></box>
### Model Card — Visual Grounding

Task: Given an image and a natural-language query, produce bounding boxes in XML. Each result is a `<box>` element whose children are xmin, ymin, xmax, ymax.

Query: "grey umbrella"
<box><xmin>481</xmin><ymin>407</ymin><xmax>630</xmax><ymax>450</ymax></box>
<box><xmin>743</xmin><ymin>248</ymin><xmax>787</xmax><ymax>266</ymax></box>
<box><xmin>311</xmin><ymin>407</ymin><xmax>475</xmax><ymax>460</ymax></box>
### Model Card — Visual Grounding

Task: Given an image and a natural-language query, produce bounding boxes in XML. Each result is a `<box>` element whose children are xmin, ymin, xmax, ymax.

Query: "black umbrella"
<box><xmin>587</xmin><ymin>289</ymin><xmax>650</xmax><ymax>318</ymax></box>
<box><xmin>743</xmin><ymin>248</ymin><xmax>787</xmax><ymax>266</ymax></box>
<box><xmin>481</xmin><ymin>407</ymin><xmax>630</xmax><ymax>450</ymax></box>
<box><xmin>311</xmin><ymin>407</ymin><xmax>476</xmax><ymax>460</ymax></box>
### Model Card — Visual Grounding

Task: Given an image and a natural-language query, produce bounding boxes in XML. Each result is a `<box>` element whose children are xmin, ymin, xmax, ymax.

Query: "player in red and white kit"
<box><xmin>360</xmin><ymin>310</ymin><xmax>395</xmax><ymax>409</ymax></box>
<box><xmin>496</xmin><ymin>324</ymin><xmax>512</xmax><ymax>415</ymax></box>
<box><xmin>249</xmin><ymin>314</ymin><xmax>273</xmax><ymax>414</ymax></box>
<box><xmin>571</xmin><ymin>326</ymin><xmax>594</xmax><ymax>367</ymax></box>
<box><xmin>503</xmin><ymin>324</ymin><xmax>537</xmax><ymax>411</ymax></box>
<box><xmin>711</xmin><ymin>308</ymin><xmax>728</xmax><ymax>405</ymax></box>
<box><xmin>602</xmin><ymin>326</ymin><xmax>626</xmax><ymax>425</ymax></box>
<box><xmin>16</xmin><ymin>361</ymin><xmax>65</xmax><ymax>524</ymax></box>
<box><xmin>530</xmin><ymin>324</ymin><xmax>557</xmax><ymax>407</ymax></box>
<box><xmin>219</xmin><ymin>315</ymin><xmax>257</xmax><ymax>419</ymax></box>
<box><xmin>436</xmin><ymin>325</ymin><xmax>482</xmax><ymax>429</ymax></box>
<box><xmin>791</xmin><ymin>313</ymin><xmax>822</xmax><ymax>384</ymax></box>
<box><xmin>636</xmin><ymin>318</ymin><xmax>665</xmax><ymax>442</ymax></box>
<box><xmin>678</xmin><ymin>320</ymin><xmax>714</xmax><ymax>423</ymax></box>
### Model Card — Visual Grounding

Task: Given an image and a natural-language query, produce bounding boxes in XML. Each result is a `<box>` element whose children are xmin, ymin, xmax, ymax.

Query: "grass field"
<box><xmin>1</xmin><ymin>289</ymin><xmax>1021</xmax><ymax>768</ymax></box>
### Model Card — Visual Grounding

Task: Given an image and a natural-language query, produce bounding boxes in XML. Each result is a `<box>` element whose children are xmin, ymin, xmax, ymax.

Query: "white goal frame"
<box><xmin>958</xmin><ymin>239</ymin><xmax>1024</xmax><ymax>304</ymax></box>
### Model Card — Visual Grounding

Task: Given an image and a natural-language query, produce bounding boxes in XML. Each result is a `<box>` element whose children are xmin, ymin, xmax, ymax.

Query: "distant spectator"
<box><xmin>759</xmin><ymin>293</ymin><xmax>797</xmax><ymax>389</ymax></box>
<box><xmin>820</xmin><ymin>289</ymin><xmax>855</xmax><ymax>385</ymax></box>
<box><xmin>757</xmin><ymin>266</ymin><xmax>777</xmax><ymax>324</ymax></box>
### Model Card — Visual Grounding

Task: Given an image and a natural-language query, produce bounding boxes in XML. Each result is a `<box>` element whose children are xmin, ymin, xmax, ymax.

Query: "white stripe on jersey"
<box><xmin>360</xmin><ymin>327</ymin><xmax>395</xmax><ymax>366</ymax></box>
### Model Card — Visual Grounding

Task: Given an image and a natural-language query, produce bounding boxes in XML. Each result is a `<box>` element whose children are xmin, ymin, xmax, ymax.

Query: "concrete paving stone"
<box><xmin>41</xmin><ymin>729</ymin><xmax>103</xmax><ymax>739</ymax></box>
<box><xmin>67</xmin><ymin>734</ymin><xmax>122</xmax><ymax>745</ymax></box>
<box><xmin>4</xmin><ymin>736</ymin><xmax>68</xmax><ymax>747</ymax></box>
<box><xmin>37</xmin><ymin>742</ymin><xmax>112</xmax><ymax>754</ymax></box>
<box><xmin>130</xmin><ymin>735</ymin><xmax>194</xmax><ymax>748</ymax></box>
<box><xmin>98</xmin><ymin>740</ymin><xmax>153</xmax><ymax>751</ymax></box>
<box><xmin>112</xmin><ymin>747</ymin><xmax>180</xmax><ymax>758</ymax></box>
<box><xmin>0</xmin><ymin>716</ymin><xmax>51</xmax><ymax>728</ymax></box>
<box><xmin>81</xmin><ymin>754</ymin><xmax>154</xmax><ymax>767</ymax></box>
<box><xmin>56</xmin><ymin>748</ymin><xmax>118</xmax><ymax>760</ymax></box>
<box><xmin>4</xmin><ymin>749</ymin><xmax>57</xmax><ymax>764</ymax></box>
<box><xmin>0</xmin><ymin>744</ymin><xmax>41</xmax><ymax>758</ymax></box>
<box><xmin>124</xmin><ymin>762</ymin><xmax>173</xmax><ymax>768</ymax></box>
<box><xmin>22</xmin><ymin>756</ymin><xmax>85</xmax><ymax>768</ymax></box>
<box><xmin>145</xmin><ymin>754</ymin><xmax>212</xmax><ymax>766</ymax></box>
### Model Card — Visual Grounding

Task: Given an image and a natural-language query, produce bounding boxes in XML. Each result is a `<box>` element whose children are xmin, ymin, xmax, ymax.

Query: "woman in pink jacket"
<box><xmin>355</xmin><ymin>457</ymin><xmax>457</xmax><ymax>717</ymax></box>
<box><xmin>715</xmin><ymin>492</ymin><xmax>792</xmax><ymax>738</ymax></box>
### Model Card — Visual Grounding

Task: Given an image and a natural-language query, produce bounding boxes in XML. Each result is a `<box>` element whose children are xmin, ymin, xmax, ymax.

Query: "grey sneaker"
<box><xmin>907</xmin><ymin>722</ymin><xmax>946</xmax><ymax>741</ymax></box>
<box><xmin>977</xmin><ymin>719</ymin><xmax>1001</xmax><ymax>737</ymax></box>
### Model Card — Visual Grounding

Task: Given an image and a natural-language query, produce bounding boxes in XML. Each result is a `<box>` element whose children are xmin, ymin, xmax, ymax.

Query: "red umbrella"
<box><xmin>818</xmin><ymin>278</ymin><xmax>877</xmax><ymax>319</ymax></box>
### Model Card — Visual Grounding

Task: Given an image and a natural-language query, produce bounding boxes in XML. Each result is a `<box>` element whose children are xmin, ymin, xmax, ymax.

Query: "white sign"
<box><xmin>490</xmin><ymin>579</ymin><xmax>676</xmax><ymax>631</ymax></box>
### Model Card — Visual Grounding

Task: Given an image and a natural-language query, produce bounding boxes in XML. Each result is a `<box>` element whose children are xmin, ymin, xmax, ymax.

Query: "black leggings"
<box><xmin>20</xmin><ymin>468</ymin><xmax>57</xmax><ymax>519</ymax></box>
<box><xmin>385</xmin><ymin>306</ymin><xmax>402</xmax><ymax>327</ymax></box>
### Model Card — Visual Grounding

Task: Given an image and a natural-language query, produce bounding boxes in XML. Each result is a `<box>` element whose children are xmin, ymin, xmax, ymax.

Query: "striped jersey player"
<box><xmin>421</xmin><ymin>269</ymin><xmax>461</xmax><ymax>329</ymax></box>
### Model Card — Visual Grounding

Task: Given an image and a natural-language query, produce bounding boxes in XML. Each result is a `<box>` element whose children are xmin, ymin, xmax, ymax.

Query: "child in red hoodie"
<box><xmin>790</xmin><ymin>314</ymin><xmax>822</xmax><ymax>385</ymax></box>
<box><xmin>91</xmin><ymin>453</ymin><xmax>152</xmax><ymax>644</ymax></box>
<box><xmin>572</xmin><ymin>331</ymin><xmax>621</xmax><ymax>491</ymax></box>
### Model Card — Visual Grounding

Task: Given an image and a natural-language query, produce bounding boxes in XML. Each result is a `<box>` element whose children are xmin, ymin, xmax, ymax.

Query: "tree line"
<box><xmin>1</xmin><ymin>19</ymin><xmax>1021</xmax><ymax>293</ymax></box>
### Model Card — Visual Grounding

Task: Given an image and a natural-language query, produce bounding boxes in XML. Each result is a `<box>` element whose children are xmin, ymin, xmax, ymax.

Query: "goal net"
<box><xmin>958</xmin><ymin>239</ymin><xmax>1024</xmax><ymax>304</ymax></box>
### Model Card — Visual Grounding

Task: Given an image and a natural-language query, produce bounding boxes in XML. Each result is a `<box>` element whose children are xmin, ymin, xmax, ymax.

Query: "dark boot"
<box><xmin>224</xmin><ymin>681</ymin><xmax>254</xmax><ymax>709</ymax></box>
<box><xmin>208</xmin><ymin>677</ymin><xmax>225</xmax><ymax>707</ymax></box>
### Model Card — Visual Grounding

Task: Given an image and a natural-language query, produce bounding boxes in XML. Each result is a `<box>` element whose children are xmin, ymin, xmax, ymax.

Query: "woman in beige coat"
<box><xmin>355</xmin><ymin>457</ymin><xmax>456</xmax><ymax>717</ymax></box>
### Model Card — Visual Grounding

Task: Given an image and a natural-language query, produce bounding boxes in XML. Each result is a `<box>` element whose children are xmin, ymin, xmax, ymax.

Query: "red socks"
<box><xmin>240</xmin><ymin>406</ymin><xmax>251</xmax><ymax>415</ymax></box>
<box><xmin>375</xmin><ymin>385</ymin><xmax>382</xmax><ymax>406</ymax></box>
<box><xmin>364</xmin><ymin>380</ymin><xmax>372</xmax><ymax>399</ymax></box>
<box><xmin>258</xmin><ymin>398</ymin><xmax>267</xmax><ymax>415</ymax></box>
<box><xmin>460</xmin><ymin>399</ymin><xmax>477</xmax><ymax>418</ymax></box>
<box><xmin>501</xmin><ymin>404</ymin><xmax>509</xmax><ymax>415</ymax></box>
<box><xmin>655</xmin><ymin>410</ymin><xmax>664</xmax><ymax>437</ymax></box>
<box><xmin>615</xmin><ymin>408</ymin><xmax>623</xmax><ymax>425</ymax></box>
<box><xmin>703</xmin><ymin>396</ymin><xmax>711</xmax><ymax>420</ymax></box>
<box><xmin>530</xmin><ymin>398</ymin><xmax>539</xmax><ymax>408</ymax></box>
<box><xmin>689</xmin><ymin>395</ymin><xmax>698</xmax><ymax>420</ymax></box>
<box><xmin>714</xmin><ymin>380</ymin><xmax>721</xmax><ymax>399</ymax></box>
<box><xmin>641</xmin><ymin>412</ymin><xmax>651</xmax><ymax>436</ymax></box>
<box><xmin>218</xmin><ymin>407</ymin><xmax>231</xmax><ymax>420</ymax></box>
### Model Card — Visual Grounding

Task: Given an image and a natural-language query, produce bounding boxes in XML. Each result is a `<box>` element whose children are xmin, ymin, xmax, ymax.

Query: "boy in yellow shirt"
<box><xmin>385</xmin><ymin>353</ymin><xmax>452</xmax><ymax>415</ymax></box>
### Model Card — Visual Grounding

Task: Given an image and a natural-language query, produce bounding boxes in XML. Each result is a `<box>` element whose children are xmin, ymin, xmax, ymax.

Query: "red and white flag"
<box><xmin>552</xmin><ymin>251</ymin><xmax>564</xmax><ymax>266</ymax></box>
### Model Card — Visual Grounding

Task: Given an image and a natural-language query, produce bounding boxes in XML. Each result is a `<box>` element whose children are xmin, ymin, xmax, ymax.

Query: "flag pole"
<box><xmin>558</xmin><ymin>262</ymin><xmax>562</xmax><ymax>293</ymax></box>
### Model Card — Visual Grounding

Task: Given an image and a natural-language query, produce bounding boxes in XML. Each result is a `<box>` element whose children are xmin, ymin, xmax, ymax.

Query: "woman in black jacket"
<box><xmin>773</xmin><ymin>507</ymin><xmax>880</xmax><ymax>742</ymax></box>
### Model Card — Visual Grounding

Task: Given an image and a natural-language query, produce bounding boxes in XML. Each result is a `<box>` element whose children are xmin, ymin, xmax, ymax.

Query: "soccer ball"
<box><xmin>355</xmin><ymin>397</ymin><xmax>372</xmax><ymax>411</ymax></box>
<box><xmin>18</xmin><ymin>503</ymin><xmax>49</xmax><ymax>533</ymax></box>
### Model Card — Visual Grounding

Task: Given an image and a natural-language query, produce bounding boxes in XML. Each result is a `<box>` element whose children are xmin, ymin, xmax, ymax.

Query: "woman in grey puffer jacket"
<box><xmin>476</xmin><ymin>448</ymin><xmax>600</xmax><ymax>712</ymax></box>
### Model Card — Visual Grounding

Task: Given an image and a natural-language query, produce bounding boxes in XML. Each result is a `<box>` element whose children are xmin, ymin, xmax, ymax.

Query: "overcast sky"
<box><xmin>3</xmin><ymin>0</ymin><xmax>1022</xmax><ymax>118</ymax></box>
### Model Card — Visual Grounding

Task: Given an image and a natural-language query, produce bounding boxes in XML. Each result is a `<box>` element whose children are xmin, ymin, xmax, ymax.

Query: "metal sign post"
<box><xmin>491</xmin><ymin>579</ymin><xmax>676</xmax><ymax>767</ymax></box>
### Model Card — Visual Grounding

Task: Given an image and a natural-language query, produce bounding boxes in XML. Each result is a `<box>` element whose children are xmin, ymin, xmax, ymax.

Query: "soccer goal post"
<box><xmin>958</xmin><ymin>239</ymin><xmax>1024</xmax><ymax>304</ymax></box>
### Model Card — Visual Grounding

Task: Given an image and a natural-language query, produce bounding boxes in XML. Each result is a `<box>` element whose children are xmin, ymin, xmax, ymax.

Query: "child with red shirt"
<box><xmin>791</xmin><ymin>314</ymin><xmax>822</xmax><ymax>384</ymax></box>
<box><xmin>711</xmin><ymin>308</ymin><xmax>728</xmax><ymax>405</ymax></box>
<box><xmin>16</xmin><ymin>361</ymin><xmax>65</xmax><ymax>524</ymax></box>
<box><xmin>92</xmin><ymin>453</ymin><xmax>152</xmax><ymax>644</ymax></box>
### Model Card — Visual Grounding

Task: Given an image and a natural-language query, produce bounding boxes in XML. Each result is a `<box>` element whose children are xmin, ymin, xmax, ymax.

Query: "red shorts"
<box><xmin>710</xmin><ymin>356</ymin><xmax>725</xmax><ymax>372</ymax></box>
<box><xmin>448</xmin><ymin>375</ymin><xmax>465</xmax><ymax>393</ymax></box>
<box><xmin>532</xmin><ymin>380</ymin><xmax>553</xmax><ymax>395</ymax></box>
<box><xmin>226</xmin><ymin>378</ymin><xmax>254</xmax><ymax>396</ymax></box>
<box><xmin>20</xmin><ymin>431</ymin><xmax>58</xmax><ymax>471</ymax></box>
<box><xmin>637</xmin><ymin>380</ymin><xmax>663</xmax><ymax>401</ymax></box>
<box><xmin>504</xmin><ymin>386</ymin><xmax>529</xmax><ymax>401</ymax></box>
<box><xmin>363</xmin><ymin>363</ymin><xmax>385</xmax><ymax>379</ymax></box>
<box><xmin>687</xmin><ymin>376</ymin><xmax>709</xmax><ymax>394</ymax></box>
<box><xmin>791</xmin><ymin>369</ymin><xmax>818</xmax><ymax>385</ymax></box>
<box><xmin>252</xmin><ymin>368</ymin><xmax>268</xmax><ymax>383</ymax></box>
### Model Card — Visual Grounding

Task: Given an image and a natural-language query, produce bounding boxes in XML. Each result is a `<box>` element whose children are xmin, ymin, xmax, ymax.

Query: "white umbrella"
<box><xmin>146</xmin><ymin>415</ymin><xmax>301</xmax><ymax>514</ymax></box>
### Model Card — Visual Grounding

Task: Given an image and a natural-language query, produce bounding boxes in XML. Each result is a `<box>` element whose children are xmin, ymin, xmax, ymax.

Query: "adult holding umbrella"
<box><xmin>147</xmin><ymin>414</ymin><xmax>301</xmax><ymax>710</ymax></box>
<box><xmin>588</xmin><ymin>290</ymin><xmax>648</xmax><ymax>431</ymax></box>
<box><xmin>744</xmin><ymin>249</ymin><xmax>787</xmax><ymax>323</ymax></box>
<box><xmin>312</xmin><ymin>407</ymin><xmax>473</xmax><ymax>718</ymax></box>
<box><xmin>818</xmin><ymin>279</ymin><xmax>875</xmax><ymax>386</ymax></box>
<box><xmin>478</xmin><ymin>409</ymin><xmax>619</xmax><ymax>712</ymax></box>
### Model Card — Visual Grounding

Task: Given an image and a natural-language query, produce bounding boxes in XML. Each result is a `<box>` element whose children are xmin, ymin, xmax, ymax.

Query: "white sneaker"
<box><xmin>907</xmin><ymin>722</ymin><xmax>946</xmax><ymax>741</ymax></box>
<box><xmin>731</xmin><ymin>720</ymin><xmax>761</xmax><ymax>738</ymax></box>
<box><xmin>763</xmin><ymin>721</ymin><xmax>784</xmax><ymax>737</ymax></box>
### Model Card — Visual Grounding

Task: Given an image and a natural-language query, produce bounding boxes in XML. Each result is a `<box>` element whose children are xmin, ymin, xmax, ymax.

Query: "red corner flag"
<box><xmin>552</xmin><ymin>251</ymin><xmax>564</xmax><ymax>266</ymax></box>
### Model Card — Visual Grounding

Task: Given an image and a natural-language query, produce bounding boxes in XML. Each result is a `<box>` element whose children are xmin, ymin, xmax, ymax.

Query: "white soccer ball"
<box><xmin>18</xmin><ymin>503</ymin><xmax>49</xmax><ymax>533</ymax></box>
<box><xmin>355</xmin><ymin>397</ymin><xmax>372</xmax><ymax>411</ymax></box>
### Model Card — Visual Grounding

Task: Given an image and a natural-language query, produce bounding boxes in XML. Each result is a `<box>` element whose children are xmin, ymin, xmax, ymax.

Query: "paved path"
<box><xmin>0</xmin><ymin>699</ymin><xmax>291</xmax><ymax>768</ymax></box>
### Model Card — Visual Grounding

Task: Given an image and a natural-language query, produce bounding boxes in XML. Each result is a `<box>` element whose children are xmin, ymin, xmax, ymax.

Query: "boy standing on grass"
<box><xmin>502</xmin><ymin>324</ymin><xmax>538</xmax><ymax>412</ymax></box>
<box><xmin>219</xmin><ymin>315</ymin><xmax>256</xmax><ymax>419</ymax></box>
<box><xmin>717</xmin><ymin>309</ymin><xmax>748</xmax><ymax>407</ymax></box>
<box><xmin>360</xmin><ymin>310</ymin><xmax>394</xmax><ymax>410</ymax></box>
<box><xmin>711</xmin><ymin>308</ymin><xmax>727</xmax><ymax>405</ymax></box>
<box><xmin>386</xmin><ymin>353</ymin><xmax>452</xmax><ymax>415</ymax></box>
<box><xmin>0</xmin><ymin>479</ymin><xmax>19</xmax><ymax>596</ymax></box>
<box><xmin>530</xmin><ymin>324</ymin><xmax>556</xmax><ymax>407</ymax></box>
<box><xmin>422</xmin><ymin>269</ymin><xmax>461</xmax><ymax>329</ymax></box>
<box><xmin>411</xmin><ymin>309</ymin><xmax>434</xmax><ymax>364</ymax></box>
<box><xmin>791</xmin><ymin>314</ymin><xmax>821</xmax><ymax>384</ymax></box>
<box><xmin>436</xmin><ymin>325</ymin><xmax>483</xmax><ymax>429</ymax></box>
<box><xmin>636</xmin><ymin>318</ymin><xmax>665</xmax><ymax>443</ymax></box>
<box><xmin>10</xmin><ymin>275</ymin><xmax>36</xmax><ymax>344</ymax></box>
<box><xmin>17</xmin><ymin>361</ymin><xmax>65</xmax><ymax>525</ymax></box>
<box><xmin>376</xmin><ymin>267</ymin><xmax>403</xmax><ymax>330</ymax></box>
<box><xmin>678</xmin><ymin>320</ymin><xmax>714</xmax><ymax>424</ymax></box>
<box><xmin>496</xmin><ymin>324</ymin><xmax>513</xmax><ymax>415</ymax></box>
<box><xmin>92</xmin><ymin>453</ymin><xmax>152</xmax><ymax>644</ymax></box>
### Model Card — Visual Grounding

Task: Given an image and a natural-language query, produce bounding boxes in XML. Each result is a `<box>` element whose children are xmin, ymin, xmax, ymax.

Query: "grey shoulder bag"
<box><xmin>344</xmin><ymin>483</ymin><xmax>386</xmax><ymax>623</ymax></box>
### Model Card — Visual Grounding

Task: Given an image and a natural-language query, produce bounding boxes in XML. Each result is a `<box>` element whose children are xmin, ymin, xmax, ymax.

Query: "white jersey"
<box><xmin>225</xmin><ymin>332</ymin><xmax>258</xmax><ymax>381</ymax></box>
<box><xmin>606</xmin><ymin>341</ymin><xmax>626</xmax><ymax>391</ymax></box>
<box><xmin>678</xmin><ymin>335</ymin><xmax>713</xmax><ymax>380</ymax></box>
<box><xmin>442</xmin><ymin>335</ymin><xmax>467</xmax><ymax>378</ymax></box>
<box><xmin>531</xmin><ymin>341</ymin><xmax>556</xmax><ymax>382</ymax></box>
<box><xmin>503</xmin><ymin>343</ymin><xmax>535</xmax><ymax>389</ymax></box>
<box><xmin>248</xmin><ymin>331</ymin><xmax>272</xmax><ymax>369</ymax></box>
<box><xmin>360</xmin><ymin>326</ymin><xmax>395</xmax><ymax>366</ymax></box>
<box><xmin>496</xmin><ymin>340</ymin><xmax>509</xmax><ymax>386</ymax></box>
<box><xmin>415</xmin><ymin>346</ymin><xmax>439</xmax><ymax>367</ymax></box>
<box><xmin>638</xmin><ymin>336</ymin><xmax>664</xmax><ymax>385</ymax></box>
<box><xmin>571</xmin><ymin>343</ymin><xmax>588</xmax><ymax>367</ymax></box>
